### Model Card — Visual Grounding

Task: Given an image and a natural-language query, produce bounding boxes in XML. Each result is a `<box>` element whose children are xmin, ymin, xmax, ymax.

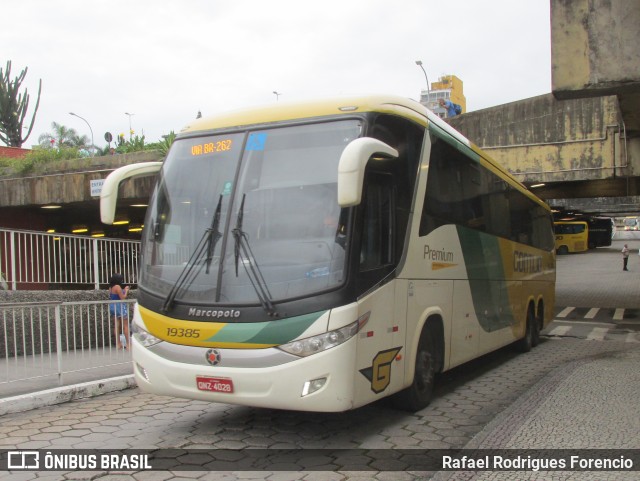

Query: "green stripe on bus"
<box><xmin>457</xmin><ymin>226</ymin><xmax>514</xmax><ymax>332</ymax></box>
<box><xmin>205</xmin><ymin>310</ymin><xmax>327</xmax><ymax>344</ymax></box>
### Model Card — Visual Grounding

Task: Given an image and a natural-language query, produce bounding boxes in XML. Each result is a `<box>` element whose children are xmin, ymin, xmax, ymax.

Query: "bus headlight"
<box><xmin>278</xmin><ymin>320</ymin><xmax>359</xmax><ymax>357</ymax></box>
<box><xmin>132</xmin><ymin>322</ymin><xmax>163</xmax><ymax>348</ymax></box>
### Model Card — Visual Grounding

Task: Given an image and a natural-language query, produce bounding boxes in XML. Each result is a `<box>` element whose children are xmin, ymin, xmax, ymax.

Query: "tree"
<box><xmin>38</xmin><ymin>121</ymin><xmax>89</xmax><ymax>149</ymax></box>
<box><xmin>0</xmin><ymin>61</ymin><xmax>42</xmax><ymax>147</ymax></box>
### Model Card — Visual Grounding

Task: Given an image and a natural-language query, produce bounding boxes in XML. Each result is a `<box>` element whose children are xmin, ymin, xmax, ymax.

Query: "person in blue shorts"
<box><xmin>109</xmin><ymin>273</ymin><xmax>130</xmax><ymax>349</ymax></box>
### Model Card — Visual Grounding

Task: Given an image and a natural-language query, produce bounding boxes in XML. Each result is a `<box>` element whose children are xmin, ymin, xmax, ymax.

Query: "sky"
<box><xmin>3</xmin><ymin>0</ymin><xmax>551</xmax><ymax>149</ymax></box>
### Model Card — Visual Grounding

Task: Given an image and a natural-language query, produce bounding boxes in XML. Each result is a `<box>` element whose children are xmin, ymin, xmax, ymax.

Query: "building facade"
<box><xmin>419</xmin><ymin>74</ymin><xmax>466</xmax><ymax>118</ymax></box>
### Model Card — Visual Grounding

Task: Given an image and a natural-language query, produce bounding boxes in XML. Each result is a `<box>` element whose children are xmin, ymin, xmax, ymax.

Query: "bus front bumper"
<box><xmin>131</xmin><ymin>336</ymin><xmax>358</xmax><ymax>412</ymax></box>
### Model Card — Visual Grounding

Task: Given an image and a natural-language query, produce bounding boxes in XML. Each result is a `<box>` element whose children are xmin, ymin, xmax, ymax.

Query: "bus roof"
<box><xmin>179</xmin><ymin>94</ymin><xmax>548</xmax><ymax>211</ymax></box>
<box><xmin>181</xmin><ymin>95</ymin><xmax>445</xmax><ymax>135</ymax></box>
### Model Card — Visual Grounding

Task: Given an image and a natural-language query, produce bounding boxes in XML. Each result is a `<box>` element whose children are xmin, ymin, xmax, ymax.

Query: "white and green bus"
<box><xmin>101</xmin><ymin>95</ymin><xmax>556</xmax><ymax>412</ymax></box>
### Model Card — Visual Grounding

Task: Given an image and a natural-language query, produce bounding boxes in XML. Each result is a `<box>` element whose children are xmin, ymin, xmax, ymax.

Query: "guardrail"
<box><xmin>0</xmin><ymin>299</ymin><xmax>135</xmax><ymax>387</ymax></box>
<box><xmin>0</xmin><ymin>228</ymin><xmax>140</xmax><ymax>290</ymax></box>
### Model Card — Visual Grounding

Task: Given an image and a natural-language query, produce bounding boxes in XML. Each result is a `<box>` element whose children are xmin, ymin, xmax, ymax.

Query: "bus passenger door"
<box><xmin>352</xmin><ymin>174</ymin><xmax>406</xmax><ymax>408</ymax></box>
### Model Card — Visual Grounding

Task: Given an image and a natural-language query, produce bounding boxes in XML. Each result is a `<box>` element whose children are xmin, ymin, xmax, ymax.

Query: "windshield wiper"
<box><xmin>205</xmin><ymin>195</ymin><xmax>223</xmax><ymax>274</ymax></box>
<box><xmin>232</xmin><ymin>194</ymin><xmax>277</xmax><ymax>316</ymax></box>
<box><xmin>162</xmin><ymin>194</ymin><xmax>223</xmax><ymax>312</ymax></box>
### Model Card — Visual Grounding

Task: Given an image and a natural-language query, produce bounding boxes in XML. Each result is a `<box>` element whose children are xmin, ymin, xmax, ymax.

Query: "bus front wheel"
<box><xmin>392</xmin><ymin>325</ymin><xmax>437</xmax><ymax>412</ymax></box>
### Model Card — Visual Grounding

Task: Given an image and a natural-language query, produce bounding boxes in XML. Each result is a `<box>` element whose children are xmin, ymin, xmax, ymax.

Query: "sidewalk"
<box><xmin>0</xmin><ymin>347</ymin><xmax>133</xmax><ymax>399</ymax></box>
<box><xmin>0</xmin><ymin>355</ymin><xmax>135</xmax><ymax>416</ymax></box>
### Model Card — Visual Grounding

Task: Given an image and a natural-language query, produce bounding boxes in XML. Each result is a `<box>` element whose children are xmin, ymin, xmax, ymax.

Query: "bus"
<box><xmin>623</xmin><ymin>216</ymin><xmax>640</xmax><ymax>231</ymax></box>
<box><xmin>586</xmin><ymin>217</ymin><xmax>613</xmax><ymax>249</ymax></box>
<box><xmin>554</xmin><ymin>221</ymin><xmax>589</xmax><ymax>254</ymax></box>
<box><xmin>101</xmin><ymin>95</ymin><xmax>556</xmax><ymax>412</ymax></box>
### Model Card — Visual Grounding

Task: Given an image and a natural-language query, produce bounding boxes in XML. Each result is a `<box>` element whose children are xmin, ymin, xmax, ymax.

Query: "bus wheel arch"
<box><xmin>391</xmin><ymin>315</ymin><xmax>444</xmax><ymax>412</ymax></box>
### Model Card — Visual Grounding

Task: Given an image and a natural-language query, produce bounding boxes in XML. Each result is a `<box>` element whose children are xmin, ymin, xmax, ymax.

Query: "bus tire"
<box><xmin>531</xmin><ymin>306</ymin><xmax>542</xmax><ymax>347</ymax></box>
<box><xmin>392</xmin><ymin>324</ymin><xmax>437</xmax><ymax>412</ymax></box>
<box><xmin>557</xmin><ymin>245</ymin><xmax>568</xmax><ymax>255</ymax></box>
<box><xmin>515</xmin><ymin>308</ymin><xmax>535</xmax><ymax>353</ymax></box>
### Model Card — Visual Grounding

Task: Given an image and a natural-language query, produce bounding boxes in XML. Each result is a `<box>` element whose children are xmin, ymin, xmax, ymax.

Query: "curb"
<box><xmin>0</xmin><ymin>375</ymin><xmax>137</xmax><ymax>416</ymax></box>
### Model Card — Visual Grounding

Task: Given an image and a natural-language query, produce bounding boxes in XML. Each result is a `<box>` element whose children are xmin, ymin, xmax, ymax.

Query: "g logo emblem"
<box><xmin>359</xmin><ymin>347</ymin><xmax>402</xmax><ymax>394</ymax></box>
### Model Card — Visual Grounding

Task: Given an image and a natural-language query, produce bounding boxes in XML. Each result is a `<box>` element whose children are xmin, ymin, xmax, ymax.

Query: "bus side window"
<box><xmin>420</xmin><ymin>136</ymin><xmax>487</xmax><ymax>235</ymax></box>
<box><xmin>419</xmin><ymin>134</ymin><xmax>554</xmax><ymax>251</ymax></box>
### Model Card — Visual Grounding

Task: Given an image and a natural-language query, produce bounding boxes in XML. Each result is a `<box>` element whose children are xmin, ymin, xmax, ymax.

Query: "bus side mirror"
<box><xmin>100</xmin><ymin>161</ymin><xmax>163</xmax><ymax>224</ymax></box>
<box><xmin>337</xmin><ymin>137</ymin><xmax>398</xmax><ymax>207</ymax></box>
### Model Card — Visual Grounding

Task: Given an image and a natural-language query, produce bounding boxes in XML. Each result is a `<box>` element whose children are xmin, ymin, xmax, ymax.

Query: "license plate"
<box><xmin>196</xmin><ymin>376</ymin><xmax>234</xmax><ymax>394</ymax></box>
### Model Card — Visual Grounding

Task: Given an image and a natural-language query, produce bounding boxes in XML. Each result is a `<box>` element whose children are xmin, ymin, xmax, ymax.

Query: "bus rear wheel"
<box><xmin>392</xmin><ymin>326</ymin><xmax>437</xmax><ymax>412</ymax></box>
<box><xmin>515</xmin><ymin>308</ymin><xmax>535</xmax><ymax>353</ymax></box>
<box><xmin>531</xmin><ymin>310</ymin><xmax>542</xmax><ymax>347</ymax></box>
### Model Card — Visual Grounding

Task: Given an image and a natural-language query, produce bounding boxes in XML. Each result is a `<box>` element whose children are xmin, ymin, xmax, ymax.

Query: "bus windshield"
<box><xmin>141</xmin><ymin>119</ymin><xmax>363</xmax><ymax>307</ymax></box>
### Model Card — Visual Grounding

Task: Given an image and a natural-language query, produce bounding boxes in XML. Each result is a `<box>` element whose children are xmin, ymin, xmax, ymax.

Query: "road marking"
<box><xmin>586</xmin><ymin>327</ymin><xmax>608</xmax><ymax>341</ymax></box>
<box><xmin>556</xmin><ymin>307</ymin><xmax>575</xmax><ymax>318</ymax></box>
<box><xmin>626</xmin><ymin>333</ymin><xmax>639</xmax><ymax>343</ymax></box>
<box><xmin>613</xmin><ymin>308</ymin><xmax>625</xmax><ymax>321</ymax></box>
<box><xmin>545</xmin><ymin>316</ymin><xmax>640</xmax><ymax>342</ymax></box>
<box><xmin>585</xmin><ymin>308</ymin><xmax>600</xmax><ymax>319</ymax></box>
<box><xmin>548</xmin><ymin>326</ymin><xmax>571</xmax><ymax>336</ymax></box>
<box><xmin>553</xmin><ymin>320</ymin><xmax>616</xmax><ymax>327</ymax></box>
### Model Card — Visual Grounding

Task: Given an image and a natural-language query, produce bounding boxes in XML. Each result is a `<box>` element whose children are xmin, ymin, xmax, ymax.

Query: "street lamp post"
<box><xmin>273</xmin><ymin>91</ymin><xmax>281</xmax><ymax>101</ymax></box>
<box><xmin>125</xmin><ymin>112</ymin><xmax>135</xmax><ymax>138</ymax></box>
<box><xmin>69</xmin><ymin>112</ymin><xmax>94</xmax><ymax>156</ymax></box>
<box><xmin>415</xmin><ymin>60</ymin><xmax>431</xmax><ymax>105</ymax></box>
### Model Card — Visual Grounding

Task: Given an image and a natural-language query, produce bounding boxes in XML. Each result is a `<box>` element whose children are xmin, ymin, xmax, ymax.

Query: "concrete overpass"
<box><xmin>0</xmin><ymin>0</ymin><xmax>639</xmax><ymax>232</ymax></box>
<box><xmin>448</xmin><ymin>0</ymin><xmax>640</xmax><ymax>217</ymax></box>
<box><xmin>551</xmin><ymin>0</ymin><xmax>640</xmax><ymax>137</ymax></box>
<box><xmin>0</xmin><ymin>152</ymin><xmax>159</xmax><ymax>238</ymax></box>
<box><xmin>549</xmin><ymin>0</ymin><xmax>640</xmax><ymax>214</ymax></box>
<box><xmin>0</xmin><ymin>94</ymin><xmax>636</xmax><ymax>236</ymax></box>
<box><xmin>448</xmin><ymin>92</ymin><xmax>637</xmax><ymax>216</ymax></box>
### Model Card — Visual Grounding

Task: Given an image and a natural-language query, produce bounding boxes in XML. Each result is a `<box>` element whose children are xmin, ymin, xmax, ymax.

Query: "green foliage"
<box><xmin>115</xmin><ymin>134</ymin><xmax>146</xmax><ymax>153</ymax></box>
<box><xmin>38</xmin><ymin>121</ymin><xmax>89</xmax><ymax>149</ymax></box>
<box><xmin>146</xmin><ymin>131</ymin><xmax>176</xmax><ymax>156</ymax></box>
<box><xmin>0</xmin><ymin>156</ymin><xmax>13</xmax><ymax>173</ymax></box>
<box><xmin>1</xmin><ymin>127</ymin><xmax>176</xmax><ymax>175</ymax></box>
<box><xmin>0</xmin><ymin>61</ymin><xmax>42</xmax><ymax>147</ymax></box>
<box><xmin>5</xmin><ymin>147</ymin><xmax>82</xmax><ymax>174</ymax></box>
<box><xmin>94</xmin><ymin>145</ymin><xmax>113</xmax><ymax>156</ymax></box>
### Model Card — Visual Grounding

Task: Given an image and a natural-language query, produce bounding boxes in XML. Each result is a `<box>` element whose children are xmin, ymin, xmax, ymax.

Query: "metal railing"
<box><xmin>0</xmin><ymin>228</ymin><xmax>140</xmax><ymax>290</ymax></box>
<box><xmin>0</xmin><ymin>300</ymin><xmax>135</xmax><ymax>387</ymax></box>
